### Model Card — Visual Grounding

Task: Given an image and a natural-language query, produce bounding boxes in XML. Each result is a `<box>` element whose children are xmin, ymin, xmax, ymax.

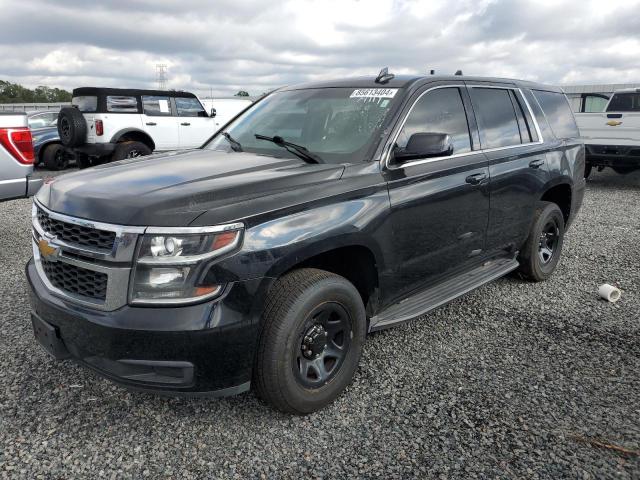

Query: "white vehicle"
<box><xmin>0</xmin><ymin>113</ymin><xmax>42</xmax><ymax>201</ymax></box>
<box><xmin>574</xmin><ymin>89</ymin><xmax>640</xmax><ymax>177</ymax></box>
<box><xmin>57</xmin><ymin>87</ymin><xmax>252</xmax><ymax>169</ymax></box>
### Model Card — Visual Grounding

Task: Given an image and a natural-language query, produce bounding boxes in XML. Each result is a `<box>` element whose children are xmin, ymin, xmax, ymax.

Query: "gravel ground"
<box><xmin>1</xmin><ymin>167</ymin><xmax>639</xmax><ymax>479</ymax></box>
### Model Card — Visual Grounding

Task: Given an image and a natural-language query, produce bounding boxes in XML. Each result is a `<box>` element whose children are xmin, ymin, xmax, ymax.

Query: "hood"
<box><xmin>37</xmin><ymin>149</ymin><xmax>345</xmax><ymax>226</ymax></box>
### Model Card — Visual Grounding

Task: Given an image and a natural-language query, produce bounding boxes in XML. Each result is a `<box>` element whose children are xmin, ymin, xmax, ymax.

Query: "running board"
<box><xmin>369</xmin><ymin>257</ymin><xmax>519</xmax><ymax>332</ymax></box>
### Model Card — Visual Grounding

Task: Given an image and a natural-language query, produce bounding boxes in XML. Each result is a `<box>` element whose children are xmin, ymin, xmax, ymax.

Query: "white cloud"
<box><xmin>0</xmin><ymin>0</ymin><xmax>638</xmax><ymax>97</ymax></box>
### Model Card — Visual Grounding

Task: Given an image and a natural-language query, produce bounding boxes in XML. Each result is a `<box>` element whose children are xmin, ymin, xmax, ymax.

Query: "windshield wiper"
<box><xmin>254</xmin><ymin>134</ymin><xmax>323</xmax><ymax>164</ymax></box>
<box><xmin>221</xmin><ymin>132</ymin><xmax>243</xmax><ymax>152</ymax></box>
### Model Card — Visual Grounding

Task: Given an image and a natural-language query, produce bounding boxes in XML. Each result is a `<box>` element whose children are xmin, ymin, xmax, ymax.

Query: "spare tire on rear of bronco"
<box><xmin>57</xmin><ymin>107</ymin><xmax>87</xmax><ymax>147</ymax></box>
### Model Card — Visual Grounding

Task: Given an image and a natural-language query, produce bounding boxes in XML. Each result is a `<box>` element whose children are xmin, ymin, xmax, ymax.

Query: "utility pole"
<box><xmin>155</xmin><ymin>64</ymin><xmax>168</xmax><ymax>90</ymax></box>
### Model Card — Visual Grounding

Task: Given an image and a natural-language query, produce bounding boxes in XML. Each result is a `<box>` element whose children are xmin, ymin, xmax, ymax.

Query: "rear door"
<box><xmin>467</xmin><ymin>84</ymin><xmax>548</xmax><ymax>253</ymax></box>
<box><xmin>382</xmin><ymin>84</ymin><xmax>490</xmax><ymax>299</ymax></box>
<box><xmin>141</xmin><ymin>95</ymin><xmax>180</xmax><ymax>150</ymax></box>
<box><xmin>175</xmin><ymin>97</ymin><xmax>217</xmax><ymax>148</ymax></box>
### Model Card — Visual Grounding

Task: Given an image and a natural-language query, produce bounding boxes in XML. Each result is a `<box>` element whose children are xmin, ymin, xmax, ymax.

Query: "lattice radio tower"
<box><xmin>156</xmin><ymin>64</ymin><xmax>168</xmax><ymax>90</ymax></box>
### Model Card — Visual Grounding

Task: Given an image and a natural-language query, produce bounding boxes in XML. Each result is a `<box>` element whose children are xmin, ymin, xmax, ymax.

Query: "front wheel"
<box><xmin>253</xmin><ymin>268</ymin><xmax>366</xmax><ymax>414</ymax></box>
<box><xmin>517</xmin><ymin>201</ymin><xmax>565</xmax><ymax>282</ymax></box>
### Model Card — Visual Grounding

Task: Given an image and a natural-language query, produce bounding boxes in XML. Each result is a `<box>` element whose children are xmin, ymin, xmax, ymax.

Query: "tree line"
<box><xmin>0</xmin><ymin>80</ymin><xmax>72</xmax><ymax>103</ymax></box>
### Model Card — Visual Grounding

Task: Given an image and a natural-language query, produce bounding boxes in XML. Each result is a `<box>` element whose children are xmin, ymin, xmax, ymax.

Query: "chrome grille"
<box><xmin>37</xmin><ymin>207</ymin><xmax>116</xmax><ymax>251</ymax></box>
<box><xmin>41</xmin><ymin>259</ymin><xmax>108</xmax><ymax>301</ymax></box>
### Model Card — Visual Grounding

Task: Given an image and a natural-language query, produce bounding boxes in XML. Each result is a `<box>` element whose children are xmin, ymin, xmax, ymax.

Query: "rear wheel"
<box><xmin>253</xmin><ymin>268</ymin><xmax>366</xmax><ymax>414</ymax></box>
<box><xmin>112</xmin><ymin>141</ymin><xmax>152</xmax><ymax>161</ymax></box>
<box><xmin>517</xmin><ymin>201</ymin><xmax>565</xmax><ymax>282</ymax></box>
<box><xmin>612</xmin><ymin>166</ymin><xmax>637</xmax><ymax>175</ymax></box>
<box><xmin>42</xmin><ymin>144</ymin><xmax>68</xmax><ymax>171</ymax></box>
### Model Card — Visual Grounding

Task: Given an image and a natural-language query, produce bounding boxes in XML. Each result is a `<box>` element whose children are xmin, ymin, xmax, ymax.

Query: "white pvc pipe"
<box><xmin>598</xmin><ymin>284</ymin><xmax>621</xmax><ymax>303</ymax></box>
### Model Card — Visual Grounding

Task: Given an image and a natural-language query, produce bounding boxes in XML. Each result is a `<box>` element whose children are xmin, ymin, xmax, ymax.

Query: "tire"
<box><xmin>57</xmin><ymin>107</ymin><xmax>87</xmax><ymax>147</ymax></box>
<box><xmin>611</xmin><ymin>166</ymin><xmax>637</xmax><ymax>175</ymax></box>
<box><xmin>42</xmin><ymin>144</ymin><xmax>68</xmax><ymax>171</ymax></box>
<box><xmin>253</xmin><ymin>268</ymin><xmax>366</xmax><ymax>414</ymax></box>
<box><xmin>112</xmin><ymin>141</ymin><xmax>152</xmax><ymax>161</ymax></box>
<box><xmin>76</xmin><ymin>152</ymin><xmax>91</xmax><ymax>169</ymax></box>
<box><xmin>584</xmin><ymin>163</ymin><xmax>592</xmax><ymax>179</ymax></box>
<box><xmin>517</xmin><ymin>201</ymin><xmax>565</xmax><ymax>282</ymax></box>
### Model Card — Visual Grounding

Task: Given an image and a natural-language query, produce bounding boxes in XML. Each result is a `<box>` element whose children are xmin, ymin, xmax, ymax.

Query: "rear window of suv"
<box><xmin>532</xmin><ymin>90</ymin><xmax>579</xmax><ymax>139</ymax></box>
<box><xmin>470</xmin><ymin>88</ymin><xmax>522</xmax><ymax>149</ymax></box>
<box><xmin>106</xmin><ymin>95</ymin><xmax>138</xmax><ymax>113</ymax></box>
<box><xmin>606</xmin><ymin>92</ymin><xmax>640</xmax><ymax>112</ymax></box>
<box><xmin>72</xmin><ymin>96</ymin><xmax>97</xmax><ymax>113</ymax></box>
<box><xmin>142</xmin><ymin>96</ymin><xmax>172</xmax><ymax>116</ymax></box>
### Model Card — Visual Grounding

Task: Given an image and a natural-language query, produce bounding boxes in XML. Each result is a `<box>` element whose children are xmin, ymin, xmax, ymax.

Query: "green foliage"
<box><xmin>235</xmin><ymin>90</ymin><xmax>250</xmax><ymax>97</ymax></box>
<box><xmin>0</xmin><ymin>80</ymin><xmax>72</xmax><ymax>103</ymax></box>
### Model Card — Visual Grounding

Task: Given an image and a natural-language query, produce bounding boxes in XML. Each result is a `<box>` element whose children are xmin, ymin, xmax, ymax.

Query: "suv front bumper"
<box><xmin>26</xmin><ymin>259</ymin><xmax>271</xmax><ymax>396</ymax></box>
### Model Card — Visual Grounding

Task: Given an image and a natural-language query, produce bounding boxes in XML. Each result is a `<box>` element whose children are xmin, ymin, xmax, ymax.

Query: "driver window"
<box><xmin>397</xmin><ymin>88</ymin><xmax>472</xmax><ymax>154</ymax></box>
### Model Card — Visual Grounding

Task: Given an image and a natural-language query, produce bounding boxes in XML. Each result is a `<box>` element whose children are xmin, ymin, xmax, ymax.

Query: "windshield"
<box><xmin>205</xmin><ymin>87</ymin><xmax>400</xmax><ymax>164</ymax></box>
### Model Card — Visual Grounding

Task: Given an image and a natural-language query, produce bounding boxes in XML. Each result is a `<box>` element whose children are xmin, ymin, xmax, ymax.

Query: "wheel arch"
<box><xmin>266</xmin><ymin>240</ymin><xmax>382</xmax><ymax>315</ymax></box>
<box><xmin>110</xmin><ymin>128</ymin><xmax>155</xmax><ymax>151</ymax></box>
<box><xmin>539</xmin><ymin>181</ymin><xmax>572</xmax><ymax>224</ymax></box>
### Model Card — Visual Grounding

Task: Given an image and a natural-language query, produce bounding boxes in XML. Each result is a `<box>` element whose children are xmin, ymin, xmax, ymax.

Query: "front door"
<box><xmin>175</xmin><ymin>97</ymin><xmax>217</xmax><ymax>149</ymax></box>
<box><xmin>382</xmin><ymin>85</ymin><xmax>490</xmax><ymax>301</ymax></box>
<box><xmin>141</xmin><ymin>95</ymin><xmax>180</xmax><ymax>151</ymax></box>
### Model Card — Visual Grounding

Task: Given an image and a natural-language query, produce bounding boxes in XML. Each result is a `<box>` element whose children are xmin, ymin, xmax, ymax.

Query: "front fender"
<box><xmin>206</xmin><ymin>190</ymin><xmax>391</xmax><ymax>284</ymax></box>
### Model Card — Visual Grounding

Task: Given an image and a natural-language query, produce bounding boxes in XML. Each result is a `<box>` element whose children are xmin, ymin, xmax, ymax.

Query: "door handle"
<box><xmin>465</xmin><ymin>173</ymin><xmax>487</xmax><ymax>185</ymax></box>
<box><xmin>181</xmin><ymin>122</ymin><xmax>191</xmax><ymax>126</ymax></box>
<box><xmin>145</xmin><ymin>122</ymin><xmax>157</xmax><ymax>126</ymax></box>
<box><xmin>529</xmin><ymin>159</ymin><xmax>545</xmax><ymax>169</ymax></box>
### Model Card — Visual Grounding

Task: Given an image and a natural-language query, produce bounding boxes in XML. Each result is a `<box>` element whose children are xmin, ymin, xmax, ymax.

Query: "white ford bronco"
<box><xmin>574</xmin><ymin>88</ymin><xmax>640</xmax><ymax>177</ymax></box>
<box><xmin>57</xmin><ymin>87</ymin><xmax>251</xmax><ymax>168</ymax></box>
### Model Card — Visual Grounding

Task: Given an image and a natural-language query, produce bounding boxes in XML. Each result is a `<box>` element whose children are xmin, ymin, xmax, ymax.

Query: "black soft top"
<box><xmin>72</xmin><ymin>87</ymin><xmax>198</xmax><ymax>98</ymax></box>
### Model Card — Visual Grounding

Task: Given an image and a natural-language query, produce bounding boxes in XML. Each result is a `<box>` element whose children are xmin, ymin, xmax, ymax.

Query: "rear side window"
<box><xmin>176</xmin><ymin>97</ymin><xmax>207</xmax><ymax>117</ymax></box>
<box><xmin>142</xmin><ymin>96</ymin><xmax>172</xmax><ymax>116</ymax></box>
<box><xmin>397</xmin><ymin>87</ymin><xmax>472</xmax><ymax>154</ymax></box>
<box><xmin>606</xmin><ymin>92</ymin><xmax>640</xmax><ymax>112</ymax></box>
<box><xmin>533</xmin><ymin>90</ymin><xmax>579</xmax><ymax>139</ymax></box>
<box><xmin>72</xmin><ymin>96</ymin><xmax>97</xmax><ymax>113</ymax></box>
<box><xmin>470</xmin><ymin>88</ymin><xmax>521</xmax><ymax>149</ymax></box>
<box><xmin>106</xmin><ymin>96</ymin><xmax>138</xmax><ymax>113</ymax></box>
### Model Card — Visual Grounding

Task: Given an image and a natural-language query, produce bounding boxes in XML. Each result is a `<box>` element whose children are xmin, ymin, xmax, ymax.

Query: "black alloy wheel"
<box><xmin>516</xmin><ymin>201</ymin><xmax>565</xmax><ymax>282</ymax></box>
<box><xmin>538</xmin><ymin>219</ymin><xmax>560</xmax><ymax>265</ymax></box>
<box><xmin>294</xmin><ymin>302</ymin><xmax>352</xmax><ymax>388</ymax></box>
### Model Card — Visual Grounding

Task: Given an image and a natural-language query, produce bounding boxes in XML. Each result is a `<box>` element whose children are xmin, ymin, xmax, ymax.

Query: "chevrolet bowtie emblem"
<box><xmin>38</xmin><ymin>238</ymin><xmax>60</xmax><ymax>262</ymax></box>
<box><xmin>606</xmin><ymin>120</ymin><xmax>622</xmax><ymax>127</ymax></box>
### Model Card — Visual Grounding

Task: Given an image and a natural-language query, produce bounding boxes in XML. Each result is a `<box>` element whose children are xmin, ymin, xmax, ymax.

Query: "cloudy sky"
<box><xmin>0</xmin><ymin>0</ymin><xmax>638</xmax><ymax>97</ymax></box>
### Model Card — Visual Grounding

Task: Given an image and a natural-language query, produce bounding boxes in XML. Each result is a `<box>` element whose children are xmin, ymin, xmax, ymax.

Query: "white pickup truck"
<box><xmin>57</xmin><ymin>87</ymin><xmax>252</xmax><ymax>168</ymax></box>
<box><xmin>574</xmin><ymin>89</ymin><xmax>640</xmax><ymax>177</ymax></box>
<box><xmin>0</xmin><ymin>113</ymin><xmax>42</xmax><ymax>201</ymax></box>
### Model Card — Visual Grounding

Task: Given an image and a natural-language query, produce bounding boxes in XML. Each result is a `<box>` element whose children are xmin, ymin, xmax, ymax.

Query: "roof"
<box><xmin>72</xmin><ymin>87</ymin><xmax>197</xmax><ymax>98</ymax></box>
<box><xmin>280</xmin><ymin>74</ymin><xmax>562</xmax><ymax>93</ymax></box>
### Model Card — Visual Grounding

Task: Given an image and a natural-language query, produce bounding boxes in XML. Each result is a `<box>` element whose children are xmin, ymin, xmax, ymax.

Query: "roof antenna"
<box><xmin>375</xmin><ymin>67</ymin><xmax>395</xmax><ymax>84</ymax></box>
<box><xmin>455</xmin><ymin>70</ymin><xmax>463</xmax><ymax>76</ymax></box>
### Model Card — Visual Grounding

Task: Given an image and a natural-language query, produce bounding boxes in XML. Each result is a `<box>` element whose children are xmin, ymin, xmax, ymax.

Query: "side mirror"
<box><xmin>210</xmin><ymin>108</ymin><xmax>217</xmax><ymax>118</ymax></box>
<box><xmin>392</xmin><ymin>133</ymin><xmax>453</xmax><ymax>163</ymax></box>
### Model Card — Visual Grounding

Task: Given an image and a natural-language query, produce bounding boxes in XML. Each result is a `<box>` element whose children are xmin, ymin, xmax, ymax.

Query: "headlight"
<box><xmin>130</xmin><ymin>224</ymin><xmax>243</xmax><ymax>305</ymax></box>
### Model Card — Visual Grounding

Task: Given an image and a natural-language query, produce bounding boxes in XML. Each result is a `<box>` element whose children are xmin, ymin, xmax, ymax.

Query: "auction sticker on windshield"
<box><xmin>350</xmin><ymin>88</ymin><xmax>398</xmax><ymax>99</ymax></box>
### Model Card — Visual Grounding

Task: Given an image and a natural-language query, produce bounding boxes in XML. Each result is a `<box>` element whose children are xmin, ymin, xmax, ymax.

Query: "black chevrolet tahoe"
<box><xmin>27</xmin><ymin>72</ymin><xmax>585</xmax><ymax>414</ymax></box>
